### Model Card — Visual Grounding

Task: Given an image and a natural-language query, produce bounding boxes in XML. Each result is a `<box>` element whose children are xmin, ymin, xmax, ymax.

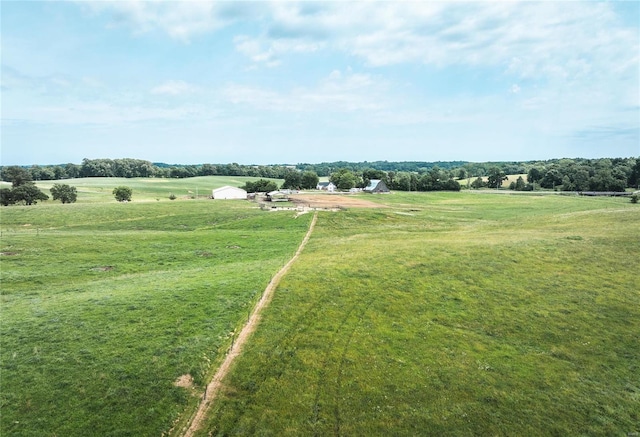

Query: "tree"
<box><xmin>300</xmin><ymin>171</ymin><xmax>320</xmax><ymax>189</ymax></box>
<box><xmin>0</xmin><ymin>188</ymin><xmax>15</xmax><ymax>206</ymax></box>
<box><xmin>527</xmin><ymin>167</ymin><xmax>542</xmax><ymax>189</ymax></box>
<box><xmin>11</xmin><ymin>183</ymin><xmax>49</xmax><ymax>205</ymax></box>
<box><xmin>50</xmin><ymin>184</ymin><xmax>78</xmax><ymax>203</ymax></box>
<box><xmin>113</xmin><ymin>186</ymin><xmax>132</xmax><ymax>202</ymax></box>
<box><xmin>487</xmin><ymin>167</ymin><xmax>507</xmax><ymax>189</ymax></box>
<box><xmin>2</xmin><ymin>166</ymin><xmax>32</xmax><ymax>187</ymax></box>
<box><xmin>242</xmin><ymin>179</ymin><xmax>278</xmax><ymax>193</ymax></box>
<box><xmin>281</xmin><ymin>170</ymin><xmax>302</xmax><ymax>189</ymax></box>
<box><xmin>628</xmin><ymin>159</ymin><xmax>640</xmax><ymax>189</ymax></box>
<box><xmin>329</xmin><ymin>169</ymin><xmax>358</xmax><ymax>190</ymax></box>
<box><xmin>470</xmin><ymin>177</ymin><xmax>487</xmax><ymax>189</ymax></box>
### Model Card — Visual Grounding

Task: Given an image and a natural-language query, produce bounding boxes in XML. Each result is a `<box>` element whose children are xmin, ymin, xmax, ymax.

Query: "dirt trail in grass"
<box><xmin>180</xmin><ymin>212</ymin><xmax>318</xmax><ymax>437</ymax></box>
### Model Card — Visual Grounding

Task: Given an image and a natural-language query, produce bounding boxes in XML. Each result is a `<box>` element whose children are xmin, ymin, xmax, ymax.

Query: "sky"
<box><xmin>1</xmin><ymin>1</ymin><xmax>639</xmax><ymax>166</ymax></box>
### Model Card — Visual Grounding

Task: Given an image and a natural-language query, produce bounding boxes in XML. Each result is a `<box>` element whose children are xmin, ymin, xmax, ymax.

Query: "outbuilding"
<box><xmin>363</xmin><ymin>179</ymin><xmax>390</xmax><ymax>193</ymax></box>
<box><xmin>212</xmin><ymin>186</ymin><xmax>247</xmax><ymax>200</ymax></box>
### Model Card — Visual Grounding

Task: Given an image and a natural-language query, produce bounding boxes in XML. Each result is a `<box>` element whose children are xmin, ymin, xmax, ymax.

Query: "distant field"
<box><xmin>0</xmin><ymin>198</ymin><xmax>311</xmax><ymax>436</ymax></box>
<box><xmin>21</xmin><ymin>176</ymin><xmax>283</xmax><ymax>203</ymax></box>
<box><xmin>2</xmin><ymin>183</ymin><xmax>639</xmax><ymax>436</ymax></box>
<box><xmin>200</xmin><ymin>192</ymin><xmax>640</xmax><ymax>436</ymax></box>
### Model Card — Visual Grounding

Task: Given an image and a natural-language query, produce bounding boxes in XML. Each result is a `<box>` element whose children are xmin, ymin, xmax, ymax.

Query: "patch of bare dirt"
<box><xmin>174</xmin><ymin>374</ymin><xmax>194</xmax><ymax>389</ymax></box>
<box><xmin>289</xmin><ymin>194</ymin><xmax>386</xmax><ymax>209</ymax></box>
<box><xmin>0</xmin><ymin>251</ymin><xmax>18</xmax><ymax>256</ymax></box>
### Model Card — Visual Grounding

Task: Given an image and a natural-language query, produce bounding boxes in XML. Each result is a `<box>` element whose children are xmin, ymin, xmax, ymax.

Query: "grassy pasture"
<box><xmin>0</xmin><ymin>198</ymin><xmax>312</xmax><ymax>436</ymax></box>
<box><xmin>201</xmin><ymin>192</ymin><xmax>639</xmax><ymax>436</ymax></box>
<box><xmin>26</xmin><ymin>176</ymin><xmax>283</xmax><ymax>203</ymax></box>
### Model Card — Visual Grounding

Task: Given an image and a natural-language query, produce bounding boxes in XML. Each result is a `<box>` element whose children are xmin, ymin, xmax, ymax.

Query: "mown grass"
<box><xmin>0</xmin><ymin>199</ymin><xmax>312</xmax><ymax>436</ymax></box>
<box><xmin>201</xmin><ymin>192</ymin><xmax>639</xmax><ymax>436</ymax></box>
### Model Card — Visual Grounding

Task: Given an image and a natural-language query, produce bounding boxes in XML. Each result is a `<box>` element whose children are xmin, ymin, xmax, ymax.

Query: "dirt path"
<box><xmin>180</xmin><ymin>212</ymin><xmax>318</xmax><ymax>437</ymax></box>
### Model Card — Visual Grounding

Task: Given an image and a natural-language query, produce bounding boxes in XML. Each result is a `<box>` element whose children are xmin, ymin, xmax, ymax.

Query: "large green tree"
<box><xmin>3</xmin><ymin>166</ymin><xmax>32</xmax><ymax>187</ymax></box>
<box><xmin>281</xmin><ymin>170</ymin><xmax>303</xmax><ymax>189</ymax></box>
<box><xmin>112</xmin><ymin>186</ymin><xmax>133</xmax><ymax>202</ymax></box>
<box><xmin>487</xmin><ymin>167</ymin><xmax>507</xmax><ymax>189</ymax></box>
<box><xmin>242</xmin><ymin>179</ymin><xmax>278</xmax><ymax>193</ymax></box>
<box><xmin>11</xmin><ymin>183</ymin><xmax>49</xmax><ymax>205</ymax></box>
<box><xmin>330</xmin><ymin>169</ymin><xmax>358</xmax><ymax>190</ymax></box>
<box><xmin>300</xmin><ymin>171</ymin><xmax>319</xmax><ymax>189</ymax></box>
<box><xmin>50</xmin><ymin>184</ymin><xmax>78</xmax><ymax>204</ymax></box>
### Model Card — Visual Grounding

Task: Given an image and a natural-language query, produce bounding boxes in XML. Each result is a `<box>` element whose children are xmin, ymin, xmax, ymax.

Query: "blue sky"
<box><xmin>1</xmin><ymin>1</ymin><xmax>639</xmax><ymax>166</ymax></box>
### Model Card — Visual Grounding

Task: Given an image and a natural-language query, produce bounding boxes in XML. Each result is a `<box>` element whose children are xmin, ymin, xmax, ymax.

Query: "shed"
<box><xmin>266</xmin><ymin>190</ymin><xmax>290</xmax><ymax>202</ymax></box>
<box><xmin>212</xmin><ymin>186</ymin><xmax>247</xmax><ymax>200</ymax></box>
<box><xmin>363</xmin><ymin>179</ymin><xmax>390</xmax><ymax>193</ymax></box>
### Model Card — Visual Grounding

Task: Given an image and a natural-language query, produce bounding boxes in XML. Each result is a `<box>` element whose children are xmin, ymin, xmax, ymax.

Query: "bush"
<box><xmin>50</xmin><ymin>183</ymin><xmax>77</xmax><ymax>203</ymax></box>
<box><xmin>169</xmin><ymin>193</ymin><xmax>177</xmax><ymax>200</ymax></box>
<box><xmin>631</xmin><ymin>194</ymin><xmax>638</xmax><ymax>204</ymax></box>
<box><xmin>112</xmin><ymin>186</ymin><xmax>132</xmax><ymax>202</ymax></box>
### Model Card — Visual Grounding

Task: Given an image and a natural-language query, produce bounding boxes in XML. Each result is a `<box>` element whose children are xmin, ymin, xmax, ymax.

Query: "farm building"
<box><xmin>212</xmin><ymin>186</ymin><xmax>247</xmax><ymax>200</ymax></box>
<box><xmin>266</xmin><ymin>190</ymin><xmax>290</xmax><ymax>202</ymax></box>
<box><xmin>363</xmin><ymin>179</ymin><xmax>390</xmax><ymax>193</ymax></box>
<box><xmin>316</xmin><ymin>182</ymin><xmax>336</xmax><ymax>192</ymax></box>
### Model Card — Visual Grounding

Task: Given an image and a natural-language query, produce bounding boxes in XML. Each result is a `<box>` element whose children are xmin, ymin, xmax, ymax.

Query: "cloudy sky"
<box><xmin>1</xmin><ymin>1</ymin><xmax>639</xmax><ymax>166</ymax></box>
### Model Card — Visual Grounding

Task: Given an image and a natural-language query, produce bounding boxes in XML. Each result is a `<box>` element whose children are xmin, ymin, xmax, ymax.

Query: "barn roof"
<box><xmin>212</xmin><ymin>186</ymin><xmax>246</xmax><ymax>194</ymax></box>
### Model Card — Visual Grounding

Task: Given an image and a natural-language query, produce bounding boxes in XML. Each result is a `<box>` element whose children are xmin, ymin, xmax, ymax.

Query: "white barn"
<box><xmin>212</xmin><ymin>186</ymin><xmax>247</xmax><ymax>200</ymax></box>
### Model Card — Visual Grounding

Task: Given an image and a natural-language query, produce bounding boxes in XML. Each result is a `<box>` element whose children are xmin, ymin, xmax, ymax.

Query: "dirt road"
<box><xmin>180</xmin><ymin>212</ymin><xmax>318</xmax><ymax>437</ymax></box>
<box><xmin>289</xmin><ymin>193</ymin><xmax>386</xmax><ymax>209</ymax></box>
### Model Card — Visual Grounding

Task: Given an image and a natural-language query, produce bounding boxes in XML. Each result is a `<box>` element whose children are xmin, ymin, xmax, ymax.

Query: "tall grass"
<box><xmin>201</xmin><ymin>193</ymin><xmax>639</xmax><ymax>436</ymax></box>
<box><xmin>1</xmin><ymin>200</ymin><xmax>311</xmax><ymax>436</ymax></box>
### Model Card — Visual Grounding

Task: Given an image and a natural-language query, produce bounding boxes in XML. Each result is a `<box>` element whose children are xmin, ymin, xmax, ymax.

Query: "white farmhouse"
<box><xmin>212</xmin><ymin>186</ymin><xmax>247</xmax><ymax>200</ymax></box>
<box><xmin>316</xmin><ymin>182</ymin><xmax>336</xmax><ymax>192</ymax></box>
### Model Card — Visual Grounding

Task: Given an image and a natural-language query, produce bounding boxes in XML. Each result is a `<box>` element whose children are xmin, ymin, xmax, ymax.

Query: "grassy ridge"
<box><xmin>0</xmin><ymin>200</ymin><xmax>312</xmax><ymax>436</ymax></box>
<box><xmin>201</xmin><ymin>193</ymin><xmax>639</xmax><ymax>435</ymax></box>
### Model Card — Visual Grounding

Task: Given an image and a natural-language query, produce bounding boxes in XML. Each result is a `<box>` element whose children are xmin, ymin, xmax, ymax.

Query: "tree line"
<box><xmin>2</xmin><ymin>157</ymin><xmax>638</xmax><ymax>190</ymax></box>
<box><xmin>0</xmin><ymin>159</ymin><xmax>300</xmax><ymax>181</ymax></box>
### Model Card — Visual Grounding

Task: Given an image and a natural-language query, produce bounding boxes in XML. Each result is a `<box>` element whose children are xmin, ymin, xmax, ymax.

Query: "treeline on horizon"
<box><xmin>1</xmin><ymin>156</ymin><xmax>638</xmax><ymax>192</ymax></box>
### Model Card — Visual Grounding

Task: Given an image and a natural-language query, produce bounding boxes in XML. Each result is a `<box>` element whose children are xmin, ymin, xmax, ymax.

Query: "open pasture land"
<box><xmin>0</xmin><ymin>200</ymin><xmax>312</xmax><ymax>436</ymax></box>
<box><xmin>31</xmin><ymin>176</ymin><xmax>283</xmax><ymax>203</ymax></box>
<box><xmin>202</xmin><ymin>192</ymin><xmax>639</xmax><ymax>436</ymax></box>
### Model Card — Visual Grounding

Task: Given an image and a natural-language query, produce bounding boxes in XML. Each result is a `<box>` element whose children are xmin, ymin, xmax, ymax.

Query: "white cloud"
<box><xmin>223</xmin><ymin>69</ymin><xmax>383</xmax><ymax>112</ymax></box>
<box><xmin>82</xmin><ymin>1</ymin><xmax>260</xmax><ymax>42</ymax></box>
<box><xmin>151</xmin><ymin>80</ymin><xmax>196</xmax><ymax>96</ymax></box>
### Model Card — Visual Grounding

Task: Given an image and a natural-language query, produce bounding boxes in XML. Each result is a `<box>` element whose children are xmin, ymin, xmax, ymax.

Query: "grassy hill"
<box><xmin>1</xmin><ymin>180</ymin><xmax>638</xmax><ymax>436</ymax></box>
<box><xmin>0</xmin><ymin>196</ymin><xmax>311</xmax><ymax>436</ymax></box>
<box><xmin>200</xmin><ymin>192</ymin><xmax>640</xmax><ymax>436</ymax></box>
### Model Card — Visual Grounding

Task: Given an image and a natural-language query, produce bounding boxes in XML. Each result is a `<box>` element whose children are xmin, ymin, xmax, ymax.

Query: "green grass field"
<box><xmin>0</xmin><ymin>196</ymin><xmax>311</xmax><ymax>436</ymax></box>
<box><xmin>1</xmin><ymin>175</ymin><xmax>282</xmax><ymax>203</ymax></box>
<box><xmin>200</xmin><ymin>192</ymin><xmax>639</xmax><ymax>436</ymax></box>
<box><xmin>2</xmin><ymin>181</ymin><xmax>639</xmax><ymax>436</ymax></box>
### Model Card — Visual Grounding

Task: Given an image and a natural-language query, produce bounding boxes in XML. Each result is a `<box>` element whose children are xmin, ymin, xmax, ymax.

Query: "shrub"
<box><xmin>112</xmin><ymin>186</ymin><xmax>132</xmax><ymax>202</ymax></box>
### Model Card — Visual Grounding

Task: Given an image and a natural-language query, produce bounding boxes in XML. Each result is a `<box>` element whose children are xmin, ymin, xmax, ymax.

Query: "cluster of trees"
<box><xmin>326</xmin><ymin>167</ymin><xmax>461</xmax><ymax>192</ymax></box>
<box><xmin>521</xmin><ymin>158</ymin><xmax>639</xmax><ymax>192</ymax></box>
<box><xmin>1</xmin><ymin>166</ymin><xmax>81</xmax><ymax>206</ymax></box>
<box><xmin>241</xmin><ymin>179</ymin><xmax>279</xmax><ymax>193</ymax></box>
<box><xmin>1</xmin><ymin>166</ymin><xmax>50</xmax><ymax>205</ymax></box>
